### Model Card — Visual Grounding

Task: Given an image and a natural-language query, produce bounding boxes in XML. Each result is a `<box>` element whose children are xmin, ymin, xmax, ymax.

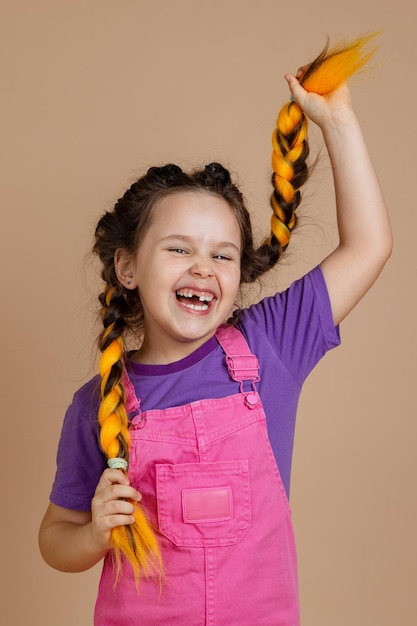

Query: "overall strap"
<box><xmin>215</xmin><ymin>324</ymin><xmax>260</xmax><ymax>407</ymax></box>
<box><xmin>121</xmin><ymin>363</ymin><xmax>143</xmax><ymax>423</ymax></box>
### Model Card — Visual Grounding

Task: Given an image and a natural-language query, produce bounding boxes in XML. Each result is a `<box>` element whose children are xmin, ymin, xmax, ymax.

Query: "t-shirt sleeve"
<box><xmin>50</xmin><ymin>379</ymin><xmax>107</xmax><ymax>511</ymax></box>
<box><xmin>238</xmin><ymin>265</ymin><xmax>340</xmax><ymax>386</ymax></box>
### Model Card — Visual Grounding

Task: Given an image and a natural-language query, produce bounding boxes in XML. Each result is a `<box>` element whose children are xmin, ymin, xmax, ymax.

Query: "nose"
<box><xmin>190</xmin><ymin>256</ymin><xmax>214</xmax><ymax>278</ymax></box>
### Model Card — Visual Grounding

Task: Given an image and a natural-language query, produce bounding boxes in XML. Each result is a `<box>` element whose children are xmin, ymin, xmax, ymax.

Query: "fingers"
<box><xmin>96</xmin><ymin>467</ymin><xmax>138</xmax><ymax>493</ymax></box>
<box><xmin>295</xmin><ymin>65</ymin><xmax>308</xmax><ymax>80</ymax></box>
<box><xmin>90</xmin><ymin>469</ymin><xmax>143</xmax><ymax>548</ymax></box>
<box><xmin>94</xmin><ymin>468</ymin><xmax>142</xmax><ymax>507</ymax></box>
<box><xmin>284</xmin><ymin>73</ymin><xmax>305</xmax><ymax>105</ymax></box>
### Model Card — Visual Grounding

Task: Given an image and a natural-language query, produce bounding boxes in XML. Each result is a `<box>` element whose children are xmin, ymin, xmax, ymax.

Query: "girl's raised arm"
<box><xmin>285</xmin><ymin>75</ymin><xmax>392</xmax><ymax>326</ymax></box>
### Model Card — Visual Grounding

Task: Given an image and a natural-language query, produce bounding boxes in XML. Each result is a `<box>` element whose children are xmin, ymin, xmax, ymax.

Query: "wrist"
<box><xmin>87</xmin><ymin>522</ymin><xmax>112</xmax><ymax>559</ymax></box>
<box><xmin>319</xmin><ymin>106</ymin><xmax>360</xmax><ymax>134</ymax></box>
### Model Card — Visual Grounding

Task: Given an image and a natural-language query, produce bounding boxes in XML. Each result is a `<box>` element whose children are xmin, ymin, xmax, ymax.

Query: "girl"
<box><xmin>39</xmin><ymin>36</ymin><xmax>392</xmax><ymax>625</ymax></box>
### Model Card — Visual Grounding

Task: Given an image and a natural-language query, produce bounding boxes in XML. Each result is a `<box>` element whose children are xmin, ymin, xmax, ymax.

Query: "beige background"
<box><xmin>1</xmin><ymin>0</ymin><xmax>416</xmax><ymax>624</ymax></box>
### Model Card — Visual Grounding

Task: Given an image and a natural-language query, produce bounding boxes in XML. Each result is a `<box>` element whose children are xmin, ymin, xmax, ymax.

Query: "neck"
<box><xmin>131</xmin><ymin>334</ymin><xmax>216</xmax><ymax>365</ymax></box>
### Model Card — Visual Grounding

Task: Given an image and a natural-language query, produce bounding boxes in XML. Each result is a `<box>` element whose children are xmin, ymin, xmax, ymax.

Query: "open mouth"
<box><xmin>176</xmin><ymin>289</ymin><xmax>214</xmax><ymax>312</ymax></box>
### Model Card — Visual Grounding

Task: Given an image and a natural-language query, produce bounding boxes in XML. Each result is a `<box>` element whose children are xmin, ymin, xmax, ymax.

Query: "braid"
<box><xmin>258</xmin><ymin>32</ymin><xmax>379</xmax><ymax>270</ymax></box>
<box><xmin>98</xmin><ymin>285</ymin><xmax>130</xmax><ymax>462</ymax></box>
<box><xmin>97</xmin><ymin>283</ymin><xmax>163</xmax><ymax>583</ymax></box>
<box><xmin>269</xmin><ymin>100</ymin><xmax>308</xmax><ymax>255</ymax></box>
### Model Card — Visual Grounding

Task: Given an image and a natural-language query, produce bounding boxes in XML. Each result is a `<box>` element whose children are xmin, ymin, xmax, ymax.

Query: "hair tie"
<box><xmin>107</xmin><ymin>457</ymin><xmax>128</xmax><ymax>470</ymax></box>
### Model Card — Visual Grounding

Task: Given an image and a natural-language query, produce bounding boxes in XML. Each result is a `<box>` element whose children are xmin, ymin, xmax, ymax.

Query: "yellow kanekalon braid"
<box><xmin>269</xmin><ymin>32</ymin><xmax>379</xmax><ymax>252</ymax></box>
<box><xmin>98</xmin><ymin>286</ymin><xmax>163</xmax><ymax>585</ymax></box>
<box><xmin>268</xmin><ymin>92</ymin><xmax>308</xmax><ymax>251</ymax></box>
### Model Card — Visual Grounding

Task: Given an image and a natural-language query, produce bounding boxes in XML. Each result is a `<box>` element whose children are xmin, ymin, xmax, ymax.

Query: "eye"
<box><xmin>169</xmin><ymin>248</ymin><xmax>188</xmax><ymax>255</ymax></box>
<box><xmin>213</xmin><ymin>254</ymin><xmax>231</xmax><ymax>261</ymax></box>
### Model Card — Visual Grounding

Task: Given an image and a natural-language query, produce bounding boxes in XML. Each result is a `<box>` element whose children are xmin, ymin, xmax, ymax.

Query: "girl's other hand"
<box><xmin>284</xmin><ymin>72</ymin><xmax>354</xmax><ymax>128</ymax></box>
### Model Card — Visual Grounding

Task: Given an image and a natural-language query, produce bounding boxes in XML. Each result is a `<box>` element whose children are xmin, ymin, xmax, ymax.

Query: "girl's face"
<box><xmin>121</xmin><ymin>190</ymin><xmax>242</xmax><ymax>364</ymax></box>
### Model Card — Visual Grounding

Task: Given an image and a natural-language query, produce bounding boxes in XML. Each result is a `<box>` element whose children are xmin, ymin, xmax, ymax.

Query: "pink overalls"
<box><xmin>95</xmin><ymin>325</ymin><xmax>300</xmax><ymax>625</ymax></box>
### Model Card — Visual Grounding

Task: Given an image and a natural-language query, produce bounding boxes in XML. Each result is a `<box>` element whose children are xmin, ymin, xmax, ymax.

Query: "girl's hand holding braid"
<box><xmin>285</xmin><ymin>72</ymin><xmax>354</xmax><ymax>129</ymax></box>
<box><xmin>90</xmin><ymin>468</ymin><xmax>142</xmax><ymax>552</ymax></box>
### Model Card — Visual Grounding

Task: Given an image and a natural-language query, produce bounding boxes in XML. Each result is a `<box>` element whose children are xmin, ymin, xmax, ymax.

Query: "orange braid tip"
<box><xmin>300</xmin><ymin>32</ymin><xmax>380</xmax><ymax>95</ymax></box>
<box><xmin>111</xmin><ymin>504</ymin><xmax>164</xmax><ymax>587</ymax></box>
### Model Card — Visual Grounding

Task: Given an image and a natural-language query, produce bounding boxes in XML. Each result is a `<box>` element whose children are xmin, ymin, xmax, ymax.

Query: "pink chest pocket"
<box><xmin>156</xmin><ymin>460</ymin><xmax>251</xmax><ymax>547</ymax></box>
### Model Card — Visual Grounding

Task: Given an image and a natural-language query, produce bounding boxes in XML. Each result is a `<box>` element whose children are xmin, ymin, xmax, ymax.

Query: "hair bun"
<box><xmin>146</xmin><ymin>164</ymin><xmax>184</xmax><ymax>186</ymax></box>
<box><xmin>200</xmin><ymin>163</ymin><xmax>231</xmax><ymax>188</ymax></box>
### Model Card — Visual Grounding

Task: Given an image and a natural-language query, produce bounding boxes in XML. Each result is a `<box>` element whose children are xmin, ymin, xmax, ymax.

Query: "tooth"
<box><xmin>177</xmin><ymin>290</ymin><xmax>213</xmax><ymax>302</ymax></box>
<box><xmin>182</xmin><ymin>302</ymin><xmax>209</xmax><ymax>311</ymax></box>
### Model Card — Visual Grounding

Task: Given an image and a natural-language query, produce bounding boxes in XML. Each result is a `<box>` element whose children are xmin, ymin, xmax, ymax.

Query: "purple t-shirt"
<box><xmin>50</xmin><ymin>266</ymin><xmax>340</xmax><ymax>510</ymax></box>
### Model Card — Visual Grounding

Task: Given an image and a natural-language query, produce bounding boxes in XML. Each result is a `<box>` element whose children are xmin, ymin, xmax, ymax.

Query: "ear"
<box><xmin>114</xmin><ymin>248</ymin><xmax>138</xmax><ymax>289</ymax></box>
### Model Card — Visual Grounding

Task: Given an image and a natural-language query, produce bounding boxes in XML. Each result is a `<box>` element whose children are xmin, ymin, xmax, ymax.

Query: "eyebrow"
<box><xmin>159</xmin><ymin>234</ymin><xmax>241</xmax><ymax>252</ymax></box>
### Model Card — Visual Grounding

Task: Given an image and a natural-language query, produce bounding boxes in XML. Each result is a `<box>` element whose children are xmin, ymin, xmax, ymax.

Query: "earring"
<box><xmin>127</xmin><ymin>280</ymin><xmax>132</xmax><ymax>286</ymax></box>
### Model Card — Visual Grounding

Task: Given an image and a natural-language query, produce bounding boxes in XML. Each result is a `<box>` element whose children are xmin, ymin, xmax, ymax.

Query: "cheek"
<box><xmin>224</xmin><ymin>269</ymin><xmax>241</xmax><ymax>299</ymax></box>
<box><xmin>135</xmin><ymin>258</ymin><xmax>164</xmax><ymax>288</ymax></box>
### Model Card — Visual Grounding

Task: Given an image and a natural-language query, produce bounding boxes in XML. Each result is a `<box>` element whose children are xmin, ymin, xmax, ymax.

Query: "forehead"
<box><xmin>149</xmin><ymin>190</ymin><xmax>241</xmax><ymax>239</ymax></box>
